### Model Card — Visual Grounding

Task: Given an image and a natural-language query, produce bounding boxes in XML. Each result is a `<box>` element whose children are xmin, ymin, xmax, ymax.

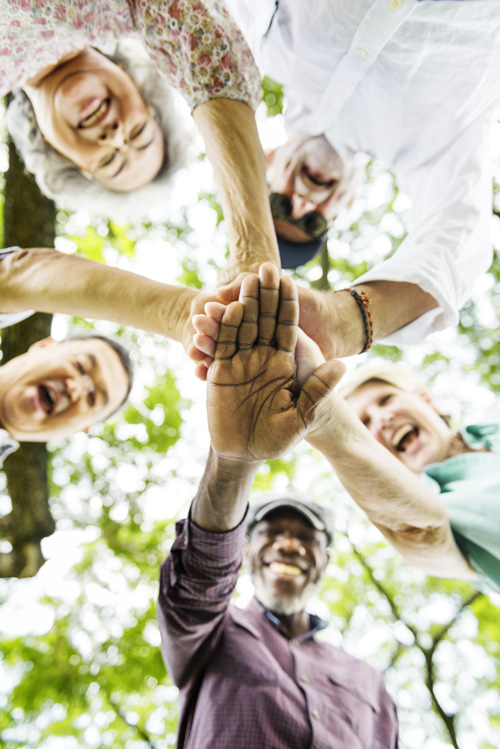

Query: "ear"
<box><xmin>419</xmin><ymin>390</ymin><xmax>440</xmax><ymax>411</ymax></box>
<box><xmin>28</xmin><ymin>336</ymin><xmax>55</xmax><ymax>352</ymax></box>
<box><xmin>81</xmin><ymin>427</ymin><xmax>90</xmax><ymax>434</ymax></box>
<box><xmin>265</xmin><ymin>148</ymin><xmax>277</xmax><ymax>168</ymax></box>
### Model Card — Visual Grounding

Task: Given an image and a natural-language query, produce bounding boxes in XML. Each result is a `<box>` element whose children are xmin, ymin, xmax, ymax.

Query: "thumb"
<box><xmin>216</xmin><ymin>272</ymin><xmax>251</xmax><ymax>304</ymax></box>
<box><xmin>295</xmin><ymin>328</ymin><xmax>324</xmax><ymax>387</ymax></box>
<box><xmin>296</xmin><ymin>360</ymin><xmax>346</xmax><ymax>426</ymax></box>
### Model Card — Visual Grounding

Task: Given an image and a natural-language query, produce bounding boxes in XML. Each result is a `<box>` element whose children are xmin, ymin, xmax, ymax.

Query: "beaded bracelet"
<box><xmin>342</xmin><ymin>288</ymin><xmax>374</xmax><ymax>353</ymax></box>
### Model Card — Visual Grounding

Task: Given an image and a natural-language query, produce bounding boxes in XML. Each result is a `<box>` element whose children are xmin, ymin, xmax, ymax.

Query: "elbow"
<box><xmin>0</xmin><ymin>247</ymin><xmax>55</xmax><ymax>312</ymax></box>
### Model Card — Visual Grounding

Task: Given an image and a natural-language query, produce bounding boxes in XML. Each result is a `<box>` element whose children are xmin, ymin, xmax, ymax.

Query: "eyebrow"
<box><xmin>85</xmin><ymin>353</ymin><xmax>109</xmax><ymax>406</ymax></box>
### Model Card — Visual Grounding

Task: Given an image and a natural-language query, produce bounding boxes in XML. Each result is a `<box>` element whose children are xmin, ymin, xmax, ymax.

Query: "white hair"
<box><xmin>6</xmin><ymin>40</ymin><xmax>194</xmax><ymax>221</ymax></box>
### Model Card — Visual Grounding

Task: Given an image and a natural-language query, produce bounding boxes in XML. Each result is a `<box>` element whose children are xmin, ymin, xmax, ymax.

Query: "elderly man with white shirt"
<box><xmin>224</xmin><ymin>0</ymin><xmax>498</xmax><ymax>358</ymax></box>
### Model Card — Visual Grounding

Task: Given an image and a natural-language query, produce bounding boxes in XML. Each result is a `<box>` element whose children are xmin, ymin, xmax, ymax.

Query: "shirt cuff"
<box><xmin>172</xmin><ymin>509</ymin><xmax>248</xmax><ymax>567</ymax></box>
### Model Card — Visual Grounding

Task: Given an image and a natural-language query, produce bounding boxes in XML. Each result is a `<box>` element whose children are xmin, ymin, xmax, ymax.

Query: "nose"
<box><xmin>66</xmin><ymin>373</ymin><xmax>93</xmax><ymax>404</ymax></box>
<box><xmin>272</xmin><ymin>534</ymin><xmax>306</xmax><ymax>557</ymax></box>
<box><xmin>99</xmin><ymin>120</ymin><xmax>127</xmax><ymax>150</ymax></box>
<box><xmin>367</xmin><ymin>405</ymin><xmax>392</xmax><ymax>442</ymax></box>
<box><xmin>291</xmin><ymin>193</ymin><xmax>320</xmax><ymax>219</ymax></box>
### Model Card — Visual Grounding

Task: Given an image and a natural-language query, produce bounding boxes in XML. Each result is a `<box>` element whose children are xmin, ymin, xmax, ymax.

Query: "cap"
<box><xmin>246</xmin><ymin>495</ymin><xmax>334</xmax><ymax>546</ymax></box>
<box><xmin>278</xmin><ymin>235</ymin><xmax>325</xmax><ymax>269</ymax></box>
<box><xmin>337</xmin><ymin>360</ymin><xmax>428</xmax><ymax>400</ymax></box>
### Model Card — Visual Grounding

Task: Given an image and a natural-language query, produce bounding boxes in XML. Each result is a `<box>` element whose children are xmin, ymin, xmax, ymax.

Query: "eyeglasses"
<box><xmin>269</xmin><ymin>193</ymin><xmax>329</xmax><ymax>238</ymax></box>
<box><xmin>90</xmin><ymin>108</ymin><xmax>159</xmax><ymax>180</ymax></box>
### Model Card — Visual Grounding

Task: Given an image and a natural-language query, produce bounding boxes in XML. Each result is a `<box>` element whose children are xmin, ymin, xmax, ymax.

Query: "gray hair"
<box><xmin>6</xmin><ymin>40</ymin><xmax>194</xmax><ymax>221</ymax></box>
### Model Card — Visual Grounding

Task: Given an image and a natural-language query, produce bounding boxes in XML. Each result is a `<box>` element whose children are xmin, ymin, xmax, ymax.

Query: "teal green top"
<box><xmin>422</xmin><ymin>423</ymin><xmax>500</xmax><ymax>596</ymax></box>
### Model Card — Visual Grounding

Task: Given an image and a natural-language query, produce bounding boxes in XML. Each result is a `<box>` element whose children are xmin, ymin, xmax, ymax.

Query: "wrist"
<box><xmin>190</xmin><ymin>448</ymin><xmax>262</xmax><ymax>532</ymax></box>
<box><xmin>318</xmin><ymin>290</ymin><xmax>365</xmax><ymax>358</ymax></box>
<box><xmin>211</xmin><ymin>451</ymin><xmax>263</xmax><ymax>479</ymax></box>
<box><xmin>306</xmin><ymin>391</ymin><xmax>349</xmax><ymax>450</ymax></box>
<box><xmin>175</xmin><ymin>287</ymin><xmax>200</xmax><ymax>347</ymax></box>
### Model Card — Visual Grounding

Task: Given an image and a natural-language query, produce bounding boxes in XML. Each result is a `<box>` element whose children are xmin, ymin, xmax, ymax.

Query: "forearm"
<box><xmin>193</xmin><ymin>99</ymin><xmax>280</xmax><ymax>271</ymax></box>
<box><xmin>297</xmin><ymin>280</ymin><xmax>438</xmax><ymax>360</ymax></box>
<box><xmin>0</xmin><ymin>247</ymin><xmax>197</xmax><ymax>342</ymax></box>
<box><xmin>306</xmin><ymin>394</ymin><xmax>473</xmax><ymax>576</ymax></box>
<box><xmin>351</xmin><ymin>280</ymin><xmax>438</xmax><ymax>346</ymax></box>
<box><xmin>190</xmin><ymin>447</ymin><xmax>261</xmax><ymax>532</ymax></box>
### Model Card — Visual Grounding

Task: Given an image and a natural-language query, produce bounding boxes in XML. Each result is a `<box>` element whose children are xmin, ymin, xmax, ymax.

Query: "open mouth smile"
<box><xmin>268</xmin><ymin>561</ymin><xmax>304</xmax><ymax>578</ymax></box>
<box><xmin>38</xmin><ymin>384</ymin><xmax>60</xmax><ymax>414</ymax></box>
<box><xmin>391</xmin><ymin>424</ymin><xmax>419</xmax><ymax>452</ymax></box>
<box><xmin>78</xmin><ymin>97</ymin><xmax>110</xmax><ymax>129</ymax></box>
<box><xmin>37</xmin><ymin>381</ymin><xmax>71</xmax><ymax>416</ymax></box>
<box><xmin>301</xmin><ymin>165</ymin><xmax>337</xmax><ymax>190</ymax></box>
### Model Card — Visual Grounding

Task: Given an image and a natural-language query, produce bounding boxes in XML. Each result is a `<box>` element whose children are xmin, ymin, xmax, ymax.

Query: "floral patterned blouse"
<box><xmin>0</xmin><ymin>0</ymin><xmax>261</xmax><ymax>110</ymax></box>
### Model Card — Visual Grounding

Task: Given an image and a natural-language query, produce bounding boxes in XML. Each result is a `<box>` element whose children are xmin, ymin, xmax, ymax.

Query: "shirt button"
<box><xmin>358</xmin><ymin>47</ymin><xmax>368</xmax><ymax>58</ymax></box>
<box><xmin>300</xmin><ymin>675</ymin><xmax>310</xmax><ymax>684</ymax></box>
<box><xmin>312</xmin><ymin>709</ymin><xmax>321</xmax><ymax>721</ymax></box>
<box><xmin>356</xmin><ymin>687</ymin><xmax>364</xmax><ymax>697</ymax></box>
<box><xmin>389</xmin><ymin>0</ymin><xmax>401</xmax><ymax>9</ymax></box>
<box><xmin>293</xmin><ymin>640</ymin><xmax>300</xmax><ymax>648</ymax></box>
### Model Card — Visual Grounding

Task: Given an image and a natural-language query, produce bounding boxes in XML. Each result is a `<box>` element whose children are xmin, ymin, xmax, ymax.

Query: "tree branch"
<box><xmin>348</xmin><ymin>536</ymin><xmax>482</xmax><ymax>749</ymax></box>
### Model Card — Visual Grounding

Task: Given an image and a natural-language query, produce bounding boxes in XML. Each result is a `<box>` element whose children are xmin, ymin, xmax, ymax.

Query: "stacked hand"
<box><xmin>195</xmin><ymin>264</ymin><xmax>345</xmax><ymax>463</ymax></box>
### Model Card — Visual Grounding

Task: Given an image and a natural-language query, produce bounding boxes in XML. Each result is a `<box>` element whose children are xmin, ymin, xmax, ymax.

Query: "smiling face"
<box><xmin>0</xmin><ymin>337</ymin><xmax>129</xmax><ymax>442</ymax></box>
<box><xmin>24</xmin><ymin>48</ymin><xmax>164</xmax><ymax>191</ymax></box>
<box><xmin>347</xmin><ymin>380</ymin><xmax>456</xmax><ymax>473</ymax></box>
<box><xmin>244</xmin><ymin>509</ymin><xmax>328</xmax><ymax>616</ymax></box>
<box><xmin>267</xmin><ymin>133</ymin><xmax>359</xmax><ymax>243</ymax></box>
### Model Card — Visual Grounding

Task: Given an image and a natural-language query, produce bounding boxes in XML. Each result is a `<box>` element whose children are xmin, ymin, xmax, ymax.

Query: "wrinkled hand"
<box><xmin>191</xmin><ymin>301</ymin><xmax>326</xmax><ymax>385</ymax></box>
<box><xmin>206</xmin><ymin>263</ymin><xmax>345</xmax><ymax>462</ymax></box>
<box><xmin>186</xmin><ymin>272</ymin><xmax>260</xmax><ymax>379</ymax></box>
<box><xmin>180</xmin><ymin>289</ymin><xmax>220</xmax><ymax>360</ymax></box>
<box><xmin>182</xmin><ymin>283</ymin><xmax>247</xmax><ymax>364</ymax></box>
<box><xmin>217</xmin><ymin>254</ymin><xmax>280</xmax><ymax>287</ymax></box>
<box><xmin>217</xmin><ymin>276</ymin><xmax>349</xmax><ymax>360</ymax></box>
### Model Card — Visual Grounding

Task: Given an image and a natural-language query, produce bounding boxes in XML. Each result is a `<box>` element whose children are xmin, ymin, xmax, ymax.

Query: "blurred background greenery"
<box><xmin>0</xmin><ymin>80</ymin><xmax>499</xmax><ymax>749</ymax></box>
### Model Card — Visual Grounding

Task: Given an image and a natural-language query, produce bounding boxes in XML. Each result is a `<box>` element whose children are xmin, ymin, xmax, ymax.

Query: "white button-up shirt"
<box><xmin>226</xmin><ymin>0</ymin><xmax>500</xmax><ymax>342</ymax></box>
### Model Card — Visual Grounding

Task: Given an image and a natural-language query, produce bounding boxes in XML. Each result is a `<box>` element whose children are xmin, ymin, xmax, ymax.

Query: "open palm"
<box><xmin>207</xmin><ymin>265</ymin><xmax>344</xmax><ymax>462</ymax></box>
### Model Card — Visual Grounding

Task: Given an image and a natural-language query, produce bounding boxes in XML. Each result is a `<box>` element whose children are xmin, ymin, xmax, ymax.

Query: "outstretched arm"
<box><xmin>0</xmin><ymin>246</ymin><xmax>225</xmax><ymax>354</ymax></box>
<box><xmin>217</xmin><ymin>275</ymin><xmax>438</xmax><ymax>359</ymax></box>
<box><xmin>194</xmin><ymin>100</ymin><xmax>281</xmax><ymax>284</ymax></box>
<box><xmin>191</xmin><ymin>263</ymin><xmax>344</xmax><ymax>531</ymax></box>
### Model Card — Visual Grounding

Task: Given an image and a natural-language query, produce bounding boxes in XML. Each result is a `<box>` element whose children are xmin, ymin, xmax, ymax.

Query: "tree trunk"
<box><xmin>0</xmin><ymin>122</ymin><xmax>56</xmax><ymax>578</ymax></box>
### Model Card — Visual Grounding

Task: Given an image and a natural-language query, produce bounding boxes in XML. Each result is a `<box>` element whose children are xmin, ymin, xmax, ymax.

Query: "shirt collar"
<box><xmin>262</xmin><ymin>603</ymin><xmax>328</xmax><ymax>637</ymax></box>
<box><xmin>0</xmin><ymin>429</ymin><xmax>20</xmax><ymax>468</ymax></box>
<box><xmin>460</xmin><ymin>423</ymin><xmax>500</xmax><ymax>451</ymax></box>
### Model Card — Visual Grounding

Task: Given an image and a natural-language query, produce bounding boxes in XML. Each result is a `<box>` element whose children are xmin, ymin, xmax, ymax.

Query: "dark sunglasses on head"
<box><xmin>269</xmin><ymin>193</ymin><xmax>329</xmax><ymax>238</ymax></box>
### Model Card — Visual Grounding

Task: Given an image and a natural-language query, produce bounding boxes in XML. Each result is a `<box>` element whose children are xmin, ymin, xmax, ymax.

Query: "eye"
<box><xmin>97</xmin><ymin>152</ymin><xmax>116</xmax><ymax>170</ymax></box>
<box><xmin>379</xmin><ymin>394</ymin><xmax>393</xmax><ymax>406</ymax></box>
<box><xmin>88</xmin><ymin>389</ymin><xmax>96</xmax><ymax>408</ymax></box>
<box><xmin>298</xmin><ymin>534</ymin><xmax>318</xmax><ymax>546</ymax></box>
<box><xmin>129</xmin><ymin>122</ymin><xmax>147</xmax><ymax>142</ymax></box>
<box><xmin>73</xmin><ymin>360</ymin><xmax>85</xmax><ymax>375</ymax></box>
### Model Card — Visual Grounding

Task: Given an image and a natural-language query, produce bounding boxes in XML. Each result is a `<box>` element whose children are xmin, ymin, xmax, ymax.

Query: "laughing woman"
<box><xmin>312</xmin><ymin>361</ymin><xmax>500</xmax><ymax>595</ymax></box>
<box><xmin>1</xmin><ymin>0</ymin><xmax>280</xmax><ymax>278</ymax></box>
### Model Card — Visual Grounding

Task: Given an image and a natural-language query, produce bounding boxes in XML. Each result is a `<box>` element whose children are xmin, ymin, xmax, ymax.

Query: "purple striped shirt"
<box><xmin>158</xmin><ymin>517</ymin><xmax>399</xmax><ymax>748</ymax></box>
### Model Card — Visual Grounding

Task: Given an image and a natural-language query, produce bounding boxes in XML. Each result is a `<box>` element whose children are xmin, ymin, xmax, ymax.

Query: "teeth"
<box><xmin>269</xmin><ymin>562</ymin><xmax>302</xmax><ymax>577</ymax></box>
<box><xmin>79</xmin><ymin>98</ymin><xmax>109</xmax><ymax>129</ymax></box>
<box><xmin>47</xmin><ymin>388</ymin><xmax>56</xmax><ymax>404</ymax></box>
<box><xmin>295</xmin><ymin>172</ymin><xmax>333</xmax><ymax>203</ymax></box>
<box><xmin>391</xmin><ymin>424</ymin><xmax>415</xmax><ymax>450</ymax></box>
